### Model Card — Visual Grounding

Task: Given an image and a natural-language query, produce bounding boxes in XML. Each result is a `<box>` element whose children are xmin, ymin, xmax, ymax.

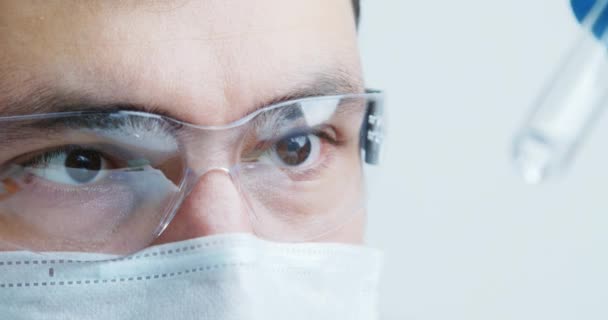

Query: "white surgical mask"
<box><xmin>0</xmin><ymin>233</ymin><xmax>383</xmax><ymax>320</ymax></box>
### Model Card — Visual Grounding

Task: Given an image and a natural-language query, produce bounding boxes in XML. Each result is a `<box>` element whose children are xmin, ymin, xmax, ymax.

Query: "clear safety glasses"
<box><xmin>0</xmin><ymin>91</ymin><xmax>384</xmax><ymax>256</ymax></box>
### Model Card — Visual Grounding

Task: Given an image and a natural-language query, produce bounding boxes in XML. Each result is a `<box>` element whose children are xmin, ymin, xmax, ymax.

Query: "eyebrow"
<box><xmin>0</xmin><ymin>69</ymin><xmax>363</xmax><ymax>122</ymax></box>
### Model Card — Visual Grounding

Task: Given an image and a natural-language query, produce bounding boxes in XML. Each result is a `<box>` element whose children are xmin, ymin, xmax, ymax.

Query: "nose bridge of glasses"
<box><xmin>182</xmin><ymin>126</ymin><xmax>244</xmax><ymax>179</ymax></box>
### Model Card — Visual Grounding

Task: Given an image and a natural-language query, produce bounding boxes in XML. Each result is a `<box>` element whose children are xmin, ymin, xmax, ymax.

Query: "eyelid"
<box><xmin>240</xmin><ymin>125</ymin><xmax>339</xmax><ymax>162</ymax></box>
<box><xmin>261</xmin><ymin>125</ymin><xmax>339</xmax><ymax>147</ymax></box>
<box><xmin>15</xmin><ymin>144</ymin><xmax>130</xmax><ymax>169</ymax></box>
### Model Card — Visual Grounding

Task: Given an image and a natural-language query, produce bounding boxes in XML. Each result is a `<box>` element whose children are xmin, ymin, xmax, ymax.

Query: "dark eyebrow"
<box><xmin>0</xmin><ymin>69</ymin><xmax>363</xmax><ymax>122</ymax></box>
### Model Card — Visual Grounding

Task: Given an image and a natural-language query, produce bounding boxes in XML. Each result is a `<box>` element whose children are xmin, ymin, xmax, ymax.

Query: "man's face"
<box><xmin>0</xmin><ymin>0</ymin><xmax>366</xmax><ymax>248</ymax></box>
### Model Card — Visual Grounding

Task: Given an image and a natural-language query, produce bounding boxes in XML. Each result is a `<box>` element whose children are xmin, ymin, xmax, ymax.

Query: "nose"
<box><xmin>151</xmin><ymin>168</ymin><xmax>253</xmax><ymax>245</ymax></box>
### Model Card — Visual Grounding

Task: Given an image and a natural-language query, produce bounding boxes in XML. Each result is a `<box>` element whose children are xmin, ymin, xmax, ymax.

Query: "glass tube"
<box><xmin>513</xmin><ymin>0</ymin><xmax>608</xmax><ymax>183</ymax></box>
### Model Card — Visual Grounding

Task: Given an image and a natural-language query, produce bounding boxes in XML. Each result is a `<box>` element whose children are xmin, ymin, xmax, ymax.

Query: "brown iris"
<box><xmin>274</xmin><ymin>135</ymin><xmax>312</xmax><ymax>166</ymax></box>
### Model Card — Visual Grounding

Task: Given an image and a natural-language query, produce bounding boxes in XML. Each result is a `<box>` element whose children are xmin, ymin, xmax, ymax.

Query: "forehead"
<box><xmin>0</xmin><ymin>0</ymin><xmax>361</xmax><ymax>124</ymax></box>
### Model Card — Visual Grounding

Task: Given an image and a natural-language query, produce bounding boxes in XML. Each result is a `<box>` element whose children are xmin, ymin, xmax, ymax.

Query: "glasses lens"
<box><xmin>237</xmin><ymin>96</ymin><xmax>375</xmax><ymax>240</ymax></box>
<box><xmin>0</xmin><ymin>93</ymin><xmax>383</xmax><ymax>254</ymax></box>
<box><xmin>0</xmin><ymin>112</ymin><xmax>186</xmax><ymax>256</ymax></box>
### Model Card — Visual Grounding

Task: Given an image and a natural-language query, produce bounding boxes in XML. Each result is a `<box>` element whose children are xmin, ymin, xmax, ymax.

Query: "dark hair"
<box><xmin>352</xmin><ymin>0</ymin><xmax>360</xmax><ymax>24</ymax></box>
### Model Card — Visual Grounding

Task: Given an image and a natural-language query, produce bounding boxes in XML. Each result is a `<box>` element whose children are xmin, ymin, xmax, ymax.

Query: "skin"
<box><xmin>0</xmin><ymin>0</ymin><xmax>366</xmax><ymax>248</ymax></box>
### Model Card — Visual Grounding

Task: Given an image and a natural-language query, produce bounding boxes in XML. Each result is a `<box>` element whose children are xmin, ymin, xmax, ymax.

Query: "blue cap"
<box><xmin>571</xmin><ymin>0</ymin><xmax>608</xmax><ymax>38</ymax></box>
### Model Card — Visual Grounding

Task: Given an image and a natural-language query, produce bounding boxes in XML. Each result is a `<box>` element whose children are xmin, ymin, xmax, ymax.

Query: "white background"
<box><xmin>360</xmin><ymin>1</ymin><xmax>608</xmax><ymax>319</ymax></box>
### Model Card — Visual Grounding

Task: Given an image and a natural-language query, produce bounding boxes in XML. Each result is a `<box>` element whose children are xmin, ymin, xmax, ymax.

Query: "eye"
<box><xmin>269</xmin><ymin>134</ymin><xmax>321</xmax><ymax>167</ymax></box>
<box><xmin>26</xmin><ymin>148</ymin><xmax>112</xmax><ymax>185</ymax></box>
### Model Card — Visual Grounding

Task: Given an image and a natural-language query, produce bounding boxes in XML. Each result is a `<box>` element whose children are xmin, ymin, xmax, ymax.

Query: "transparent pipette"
<box><xmin>513</xmin><ymin>0</ymin><xmax>608</xmax><ymax>184</ymax></box>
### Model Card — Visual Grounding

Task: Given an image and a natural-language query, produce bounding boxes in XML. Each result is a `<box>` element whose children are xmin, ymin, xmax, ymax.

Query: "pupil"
<box><xmin>276</xmin><ymin>135</ymin><xmax>312</xmax><ymax>166</ymax></box>
<box><xmin>64</xmin><ymin>150</ymin><xmax>102</xmax><ymax>183</ymax></box>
